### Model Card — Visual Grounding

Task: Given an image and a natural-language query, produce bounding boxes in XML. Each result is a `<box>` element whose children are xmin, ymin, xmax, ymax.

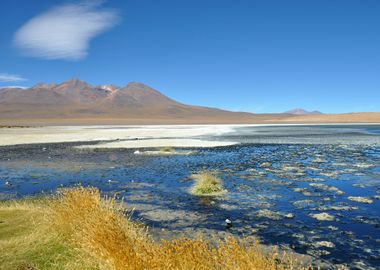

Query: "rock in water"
<box><xmin>225</xmin><ymin>218</ymin><xmax>232</xmax><ymax>228</ymax></box>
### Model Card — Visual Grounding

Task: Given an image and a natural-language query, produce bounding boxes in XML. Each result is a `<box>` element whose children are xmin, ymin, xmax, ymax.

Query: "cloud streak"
<box><xmin>14</xmin><ymin>1</ymin><xmax>119</xmax><ymax>60</ymax></box>
<box><xmin>0</xmin><ymin>86</ymin><xmax>28</xmax><ymax>89</ymax></box>
<box><xmin>0</xmin><ymin>73</ymin><xmax>26</xmax><ymax>82</ymax></box>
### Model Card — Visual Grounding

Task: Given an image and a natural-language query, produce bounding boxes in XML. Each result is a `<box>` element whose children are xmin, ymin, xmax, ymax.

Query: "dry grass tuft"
<box><xmin>50</xmin><ymin>187</ymin><xmax>311</xmax><ymax>270</ymax></box>
<box><xmin>190</xmin><ymin>171</ymin><xmax>225</xmax><ymax>196</ymax></box>
<box><xmin>49</xmin><ymin>187</ymin><xmax>150</xmax><ymax>269</ymax></box>
<box><xmin>2</xmin><ymin>187</ymin><xmax>313</xmax><ymax>270</ymax></box>
<box><xmin>159</xmin><ymin>146</ymin><xmax>175</xmax><ymax>153</ymax></box>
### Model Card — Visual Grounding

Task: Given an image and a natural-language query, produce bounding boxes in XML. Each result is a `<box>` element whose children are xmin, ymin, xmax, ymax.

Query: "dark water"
<box><xmin>1</xmin><ymin>125</ymin><xmax>380</xmax><ymax>269</ymax></box>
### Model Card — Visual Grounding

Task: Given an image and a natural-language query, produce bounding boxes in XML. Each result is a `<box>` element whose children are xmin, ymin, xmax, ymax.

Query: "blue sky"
<box><xmin>1</xmin><ymin>0</ymin><xmax>379</xmax><ymax>113</ymax></box>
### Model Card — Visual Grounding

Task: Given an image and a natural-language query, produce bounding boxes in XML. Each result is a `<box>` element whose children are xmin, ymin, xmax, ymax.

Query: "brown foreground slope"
<box><xmin>1</xmin><ymin>113</ymin><xmax>380</xmax><ymax>126</ymax></box>
<box><xmin>0</xmin><ymin>79</ymin><xmax>379</xmax><ymax>125</ymax></box>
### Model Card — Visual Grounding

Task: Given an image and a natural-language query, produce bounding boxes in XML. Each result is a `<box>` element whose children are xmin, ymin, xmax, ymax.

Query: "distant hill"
<box><xmin>285</xmin><ymin>108</ymin><xmax>323</xmax><ymax>115</ymax></box>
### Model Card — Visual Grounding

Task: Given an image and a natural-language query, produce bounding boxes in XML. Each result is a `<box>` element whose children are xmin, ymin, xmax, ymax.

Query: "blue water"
<box><xmin>1</xmin><ymin>125</ymin><xmax>380</xmax><ymax>269</ymax></box>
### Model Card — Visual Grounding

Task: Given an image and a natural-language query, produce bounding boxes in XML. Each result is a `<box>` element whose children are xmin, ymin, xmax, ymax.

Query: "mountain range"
<box><xmin>0</xmin><ymin>79</ymin><xmax>379</xmax><ymax>125</ymax></box>
<box><xmin>284</xmin><ymin>108</ymin><xmax>323</xmax><ymax>115</ymax></box>
<box><xmin>0</xmin><ymin>79</ymin><xmax>261</xmax><ymax>123</ymax></box>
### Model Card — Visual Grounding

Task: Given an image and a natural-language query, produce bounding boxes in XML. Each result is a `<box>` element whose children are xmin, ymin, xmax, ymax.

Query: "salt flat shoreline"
<box><xmin>0</xmin><ymin>125</ymin><xmax>237</xmax><ymax>147</ymax></box>
<box><xmin>0</xmin><ymin>123</ymin><xmax>379</xmax><ymax>148</ymax></box>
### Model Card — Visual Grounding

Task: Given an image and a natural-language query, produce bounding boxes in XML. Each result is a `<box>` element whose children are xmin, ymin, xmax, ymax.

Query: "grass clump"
<box><xmin>49</xmin><ymin>187</ymin><xmax>150</xmax><ymax>270</ymax></box>
<box><xmin>0</xmin><ymin>197</ymin><xmax>95</xmax><ymax>270</ymax></box>
<box><xmin>159</xmin><ymin>146</ymin><xmax>175</xmax><ymax>153</ymax></box>
<box><xmin>190</xmin><ymin>171</ymin><xmax>225</xmax><ymax>196</ymax></box>
<box><xmin>1</xmin><ymin>187</ymin><xmax>312</xmax><ymax>270</ymax></box>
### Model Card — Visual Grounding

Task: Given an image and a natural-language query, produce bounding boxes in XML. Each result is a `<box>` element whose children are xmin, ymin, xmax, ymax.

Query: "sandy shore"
<box><xmin>1</xmin><ymin>123</ymin><xmax>379</xmax><ymax>148</ymax></box>
<box><xmin>0</xmin><ymin>125</ymin><xmax>237</xmax><ymax>148</ymax></box>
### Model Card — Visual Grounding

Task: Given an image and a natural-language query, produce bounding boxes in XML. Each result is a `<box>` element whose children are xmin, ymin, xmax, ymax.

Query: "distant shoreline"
<box><xmin>3</xmin><ymin>122</ymin><xmax>380</xmax><ymax>128</ymax></box>
<box><xmin>1</xmin><ymin>112</ymin><xmax>380</xmax><ymax>126</ymax></box>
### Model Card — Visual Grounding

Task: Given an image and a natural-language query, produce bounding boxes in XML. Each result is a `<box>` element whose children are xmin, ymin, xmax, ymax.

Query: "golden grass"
<box><xmin>1</xmin><ymin>187</ymin><xmax>313</xmax><ymax>270</ymax></box>
<box><xmin>159</xmin><ymin>146</ymin><xmax>175</xmax><ymax>153</ymax></box>
<box><xmin>0</xmin><ymin>197</ymin><xmax>95</xmax><ymax>270</ymax></box>
<box><xmin>190</xmin><ymin>171</ymin><xmax>226</xmax><ymax>196</ymax></box>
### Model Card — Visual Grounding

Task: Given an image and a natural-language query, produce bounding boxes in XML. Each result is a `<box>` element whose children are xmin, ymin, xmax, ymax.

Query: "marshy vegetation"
<box><xmin>0</xmin><ymin>125</ymin><xmax>33</xmax><ymax>129</ymax></box>
<box><xmin>159</xmin><ymin>146</ymin><xmax>175</xmax><ymax>153</ymax></box>
<box><xmin>0</xmin><ymin>187</ymin><xmax>311</xmax><ymax>270</ymax></box>
<box><xmin>190</xmin><ymin>170</ymin><xmax>226</xmax><ymax>196</ymax></box>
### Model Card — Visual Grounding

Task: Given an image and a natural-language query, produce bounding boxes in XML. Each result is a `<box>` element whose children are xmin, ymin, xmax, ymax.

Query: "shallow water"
<box><xmin>1</xmin><ymin>125</ymin><xmax>380</xmax><ymax>269</ymax></box>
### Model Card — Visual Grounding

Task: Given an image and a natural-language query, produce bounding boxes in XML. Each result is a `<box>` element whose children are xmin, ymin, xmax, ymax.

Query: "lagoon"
<box><xmin>1</xmin><ymin>124</ymin><xmax>379</xmax><ymax>269</ymax></box>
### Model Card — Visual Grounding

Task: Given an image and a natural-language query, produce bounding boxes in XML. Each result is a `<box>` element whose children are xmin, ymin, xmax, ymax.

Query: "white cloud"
<box><xmin>0</xmin><ymin>73</ymin><xmax>26</xmax><ymax>82</ymax></box>
<box><xmin>0</xmin><ymin>86</ymin><xmax>28</xmax><ymax>89</ymax></box>
<box><xmin>13</xmin><ymin>1</ymin><xmax>119</xmax><ymax>60</ymax></box>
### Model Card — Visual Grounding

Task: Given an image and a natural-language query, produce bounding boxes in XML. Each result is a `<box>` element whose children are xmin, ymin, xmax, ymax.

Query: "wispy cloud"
<box><xmin>0</xmin><ymin>73</ymin><xmax>26</xmax><ymax>82</ymax></box>
<box><xmin>0</xmin><ymin>86</ymin><xmax>28</xmax><ymax>89</ymax></box>
<box><xmin>13</xmin><ymin>1</ymin><xmax>120</xmax><ymax>60</ymax></box>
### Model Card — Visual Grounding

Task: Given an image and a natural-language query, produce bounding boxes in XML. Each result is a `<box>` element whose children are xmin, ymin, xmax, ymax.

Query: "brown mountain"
<box><xmin>0</xmin><ymin>79</ymin><xmax>379</xmax><ymax>125</ymax></box>
<box><xmin>0</xmin><ymin>79</ymin><xmax>263</xmax><ymax>123</ymax></box>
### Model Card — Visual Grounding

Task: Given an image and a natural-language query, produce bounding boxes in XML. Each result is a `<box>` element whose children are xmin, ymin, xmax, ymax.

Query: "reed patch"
<box><xmin>190</xmin><ymin>171</ymin><xmax>226</xmax><ymax>196</ymax></box>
